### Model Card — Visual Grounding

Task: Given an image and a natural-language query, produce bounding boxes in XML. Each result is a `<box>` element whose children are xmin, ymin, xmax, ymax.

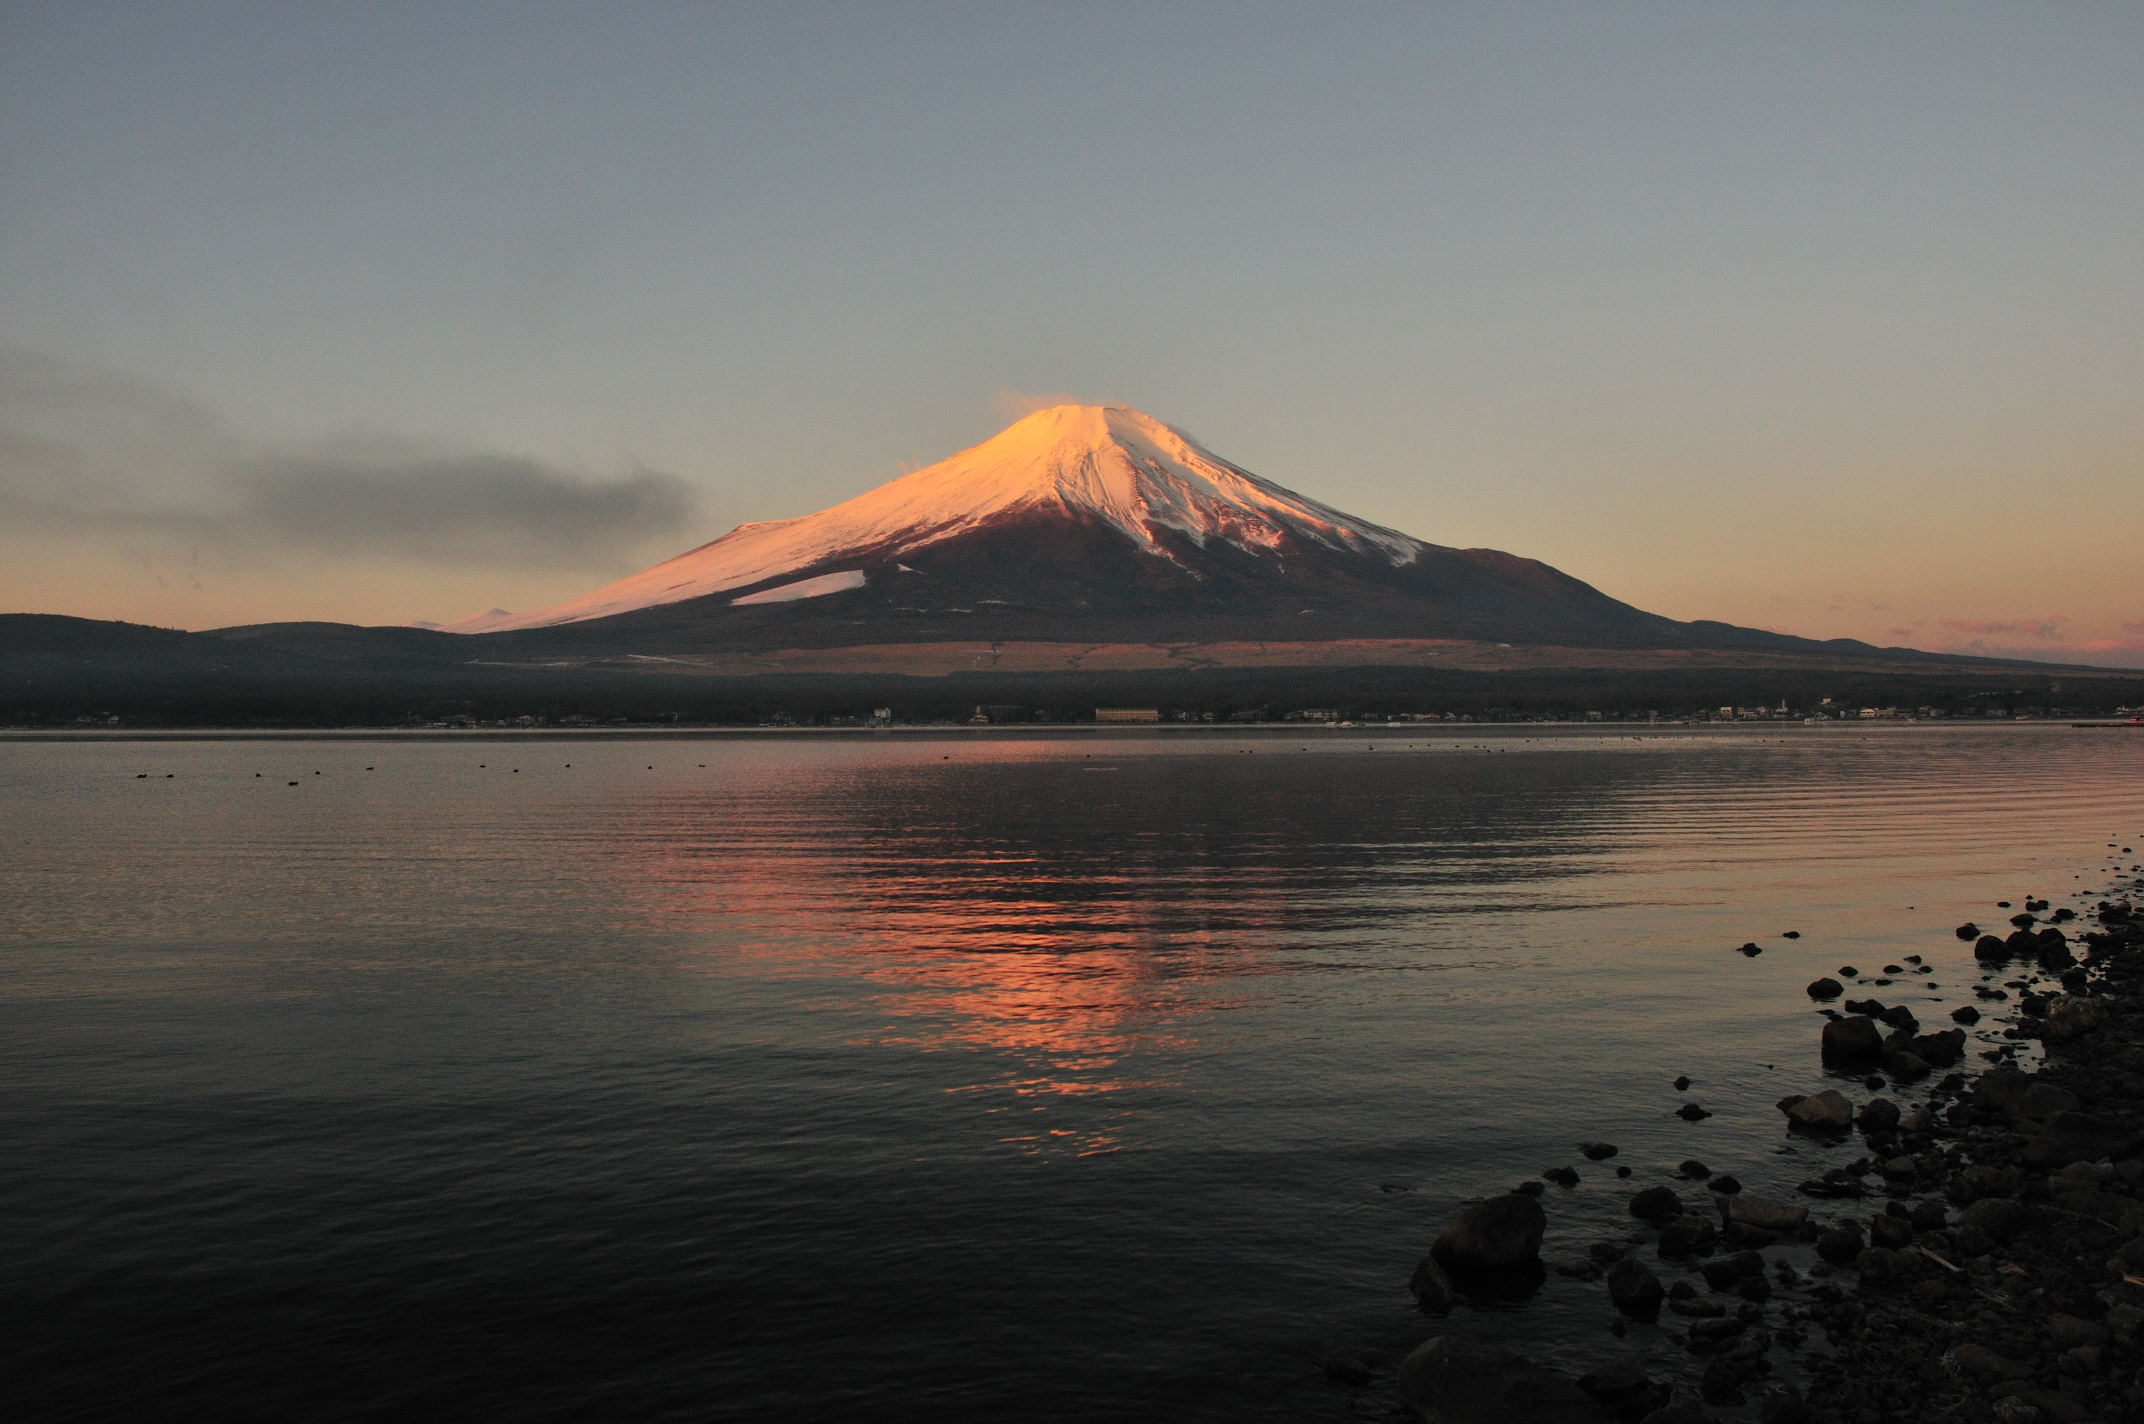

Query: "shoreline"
<box><xmin>1350</xmin><ymin>844</ymin><xmax>2144</xmax><ymax>1424</ymax></box>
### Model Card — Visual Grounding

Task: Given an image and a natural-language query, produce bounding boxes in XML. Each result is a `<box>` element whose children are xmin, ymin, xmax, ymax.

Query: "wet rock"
<box><xmin>1432</xmin><ymin>1193</ymin><xmax>1546</xmax><ymax>1273</ymax></box>
<box><xmin>1699</xmin><ymin>1250</ymin><xmax>1764</xmax><ymax>1290</ymax></box>
<box><xmin>1408</xmin><ymin>1256</ymin><xmax>1456</xmax><ymax>1314</ymax></box>
<box><xmin>1879</xmin><ymin>1046</ymin><xmax>1932</xmax><ymax>1082</ymax></box>
<box><xmin>1607</xmin><ymin>1255</ymin><xmax>1665</xmax><ymax>1320</ymax></box>
<box><xmin>1629</xmin><ymin>1185</ymin><xmax>1685</xmax><ymax>1222</ymax></box>
<box><xmin>1869</xmin><ymin>1213</ymin><xmax>1913</xmax><ymax>1249</ymax></box>
<box><xmin>1543</xmin><ymin>1165</ymin><xmax>1580</xmax><ymax>1188</ymax></box>
<box><xmin>1676</xmin><ymin>1103</ymin><xmax>1712</xmax><ymax>1121</ymax></box>
<box><xmin>1781</xmin><ymin>1089</ymin><xmax>1855</xmax><ymax>1132</ymax></box>
<box><xmin>1737</xmin><ymin>942</ymin><xmax>1763</xmax><ymax>957</ymax></box>
<box><xmin>1657</xmin><ymin>1217</ymin><xmax>1719</xmax><ymax>1258</ymax></box>
<box><xmin>1677</xmin><ymin>1159</ymin><xmax>1711</xmax><ymax>1180</ymax></box>
<box><xmin>1512</xmin><ymin>1179</ymin><xmax>1544</xmax><ymax>1196</ymax></box>
<box><xmin>1974</xmin><ymin>934</ymin><xmax>2011</xmax><ymax>962</ymax></box>
<box><xmin>1814</xmin><ymin>1221</ymin><xmax>1863</xmax><ymax>1262</ymax></box>
<box><xmin>1951</xmin><ymin>1005</ymin><xmax>1982</xmax><ymax>1024</ymax></box>
<box><xmin>1580</xmin><ymin>1141</ymin><xmax>1619</xmax><ymax>1160</ymax></box>
<box><xmin>1821</xmin><ymin>1015</ymin><xmax>1884</xmax><ymax>1067</ymax></box>
<box><xmin>1724</xmin><ymin>1197</ymin><xmax>1808</xmax><ymax>1233</ymax></box>
<box><xmin>1672</xmin><ymin>1075</ymin><xmax>1691</xmax><ymax>1091</ymax></box>
<box><xmin>1838</xmin><ymin>965</ymin><xmax>1860</xmax><ymax>978</ymax></box>
<box><xmin>1856</xmin><ymin>1097</ymin><xmax>1901</xmax><ymax>1134</ymax></box>
<box><xmin>1911</xmin><ymin>1028</ymin><xmax>1967</xmax><ymax>1066</ymax></box>
<box><xmin>1395</xmin><ymin>1336</ymin><xmax>1597</xmax><ymax>1424</ymax></box>
<box><xmin>1575</xmin><ymin>1357</ymin><xmax>1654</xmax><ymax>1405</ymax></box>
<box><xmin>1956</xmin><ymin>922</ymin><xmax>1981</xmax><ymax>940</ymax></box>
<box><xmin>1708</xmin><ymin>1174</ymin><xmax>1743</xmax><ymax>1195</ymax></box>
<box><xmin>1805</xmin><ymin>977</ymin><xmax>1843</xmax><ymax>1000</ymax></box>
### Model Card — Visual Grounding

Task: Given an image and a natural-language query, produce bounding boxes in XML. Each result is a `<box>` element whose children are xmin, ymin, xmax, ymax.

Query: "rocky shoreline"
<box><xmin>1342</xmin><ymin>845</ymin><xmax>2144</xmax><ymax>1424</ymax></box>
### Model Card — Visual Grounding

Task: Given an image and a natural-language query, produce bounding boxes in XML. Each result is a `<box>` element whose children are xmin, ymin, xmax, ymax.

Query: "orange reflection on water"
<box><xmin>641</xmin><ymin>821</ymin><xmax>1283</xmax><ymax>1158</ymax></box>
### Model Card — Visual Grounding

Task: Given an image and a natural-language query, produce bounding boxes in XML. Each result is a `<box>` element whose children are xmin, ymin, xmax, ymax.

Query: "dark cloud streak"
<box><xmin>0</xmin><ymin>347</ymin><xmax>700</xmax><ymax>572</ymax></box>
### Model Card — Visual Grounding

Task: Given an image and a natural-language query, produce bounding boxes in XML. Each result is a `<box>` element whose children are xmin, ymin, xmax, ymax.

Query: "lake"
<box><xmin>4</xmin><ymin>724</ymin><xmax>2139</xmax><ymax>1421</ymax></box>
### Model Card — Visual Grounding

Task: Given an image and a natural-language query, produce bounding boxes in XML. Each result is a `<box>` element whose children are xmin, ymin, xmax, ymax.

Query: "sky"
<box><xmin>2</xmin><ymin>2</ymin><xmax>2139</xmax><ymax>665</ymax></box>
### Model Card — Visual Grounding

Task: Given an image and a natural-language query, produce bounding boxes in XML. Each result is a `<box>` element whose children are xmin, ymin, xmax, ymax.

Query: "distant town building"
<box><xmin>1095</xmin><ymin>708</ymin><xmax>1161</xmax><ymax>723</ymax></box>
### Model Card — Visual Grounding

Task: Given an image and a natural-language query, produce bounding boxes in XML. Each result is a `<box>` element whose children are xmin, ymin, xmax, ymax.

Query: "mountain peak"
<box><xmin>455</xmin><ymin>405</ymin><xmax>1426</xmax><ymax>631</ymax></box>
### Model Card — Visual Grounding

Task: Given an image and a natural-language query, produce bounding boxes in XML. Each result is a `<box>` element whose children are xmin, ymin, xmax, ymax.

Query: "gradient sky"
<box><xmin>3</xmin><ymin>2</ymin><xmax>2140</xmax><ymax>665</ymax></box>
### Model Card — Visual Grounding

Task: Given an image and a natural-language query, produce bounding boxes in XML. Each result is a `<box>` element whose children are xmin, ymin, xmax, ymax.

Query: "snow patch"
<box><xmin>729</xmin><ymin>570</ymin><xmax>867</xmax><ymax>605</ymax></box>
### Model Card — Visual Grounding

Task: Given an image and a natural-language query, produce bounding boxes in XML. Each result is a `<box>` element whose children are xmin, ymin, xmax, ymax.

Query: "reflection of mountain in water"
<box><xmin>626</xmin><ymin>745</ymin><xmax>1662</xmax><ymax>1131</ymax></box>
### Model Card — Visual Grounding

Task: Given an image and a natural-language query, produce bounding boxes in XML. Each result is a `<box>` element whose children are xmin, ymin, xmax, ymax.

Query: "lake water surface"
<box><xmin>4</xmin><ymin>725</ymin><xmax>2140</xmax><ymax>1421</ymax></box>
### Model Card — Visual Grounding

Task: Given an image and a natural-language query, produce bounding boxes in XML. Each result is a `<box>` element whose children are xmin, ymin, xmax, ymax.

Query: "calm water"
<box><xmin>4</xmin><ymin>725</ymin><xmax>2140</xmax><ymax>1421</ymax></box>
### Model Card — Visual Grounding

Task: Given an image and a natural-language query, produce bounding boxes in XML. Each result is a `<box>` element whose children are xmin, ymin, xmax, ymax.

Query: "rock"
<box><xmin>1870</xmin><ymin>1213</ymin><xmax>1912</xmax><ymax>1249</ymax></box>
<box><xmin>1409</xmin><ymin>1256</ymin><xmax>1456</xmax><ymax>1314</ymax></box>
<box><xmin>2011</xmin><ymin>1082</ymin><xmax>2080</xmax><ymax>1123</ymax></box>
<box><xmin>1737</xmin><ymin>942</ymin><xmax>1763</xmax><ymax>956</ymax></box>
<box><xmin>1954</xmin><ymin>1196</ymin><xmax>2028</xmax><ymax>1242</ymax></box>
<box><xmin>1911</xmin><ymin>1028</ymin><xmax>1966</xmax><ymax>1066</ymax></box>
<box><xmin>1629</xmin><ymin>1185</ymin><xmax>1685</xmax><ymax>1222</ymax></box>
<box><xmin>1856</xmin><ymin>1097</ymin><xmax>1901</xmax><ymax>1133</ymax></box>
<box><xmin>1814</xmin><ymin>1222</ymin><xmax>1863</xmax><ymax>1262</ymax></box>
<box><xmin>1676</xmin><ymin>1103</ymin><xmax>1712</xmax><ymax>1120</ymax></box>
<box><xmin>1974</xmin><ymin>934</ymin><xmax>2011</xmax><ymax>961</ymax></box>
<box><xmin>1805</xmin><ymin>977</ymin><xmax>1843</xmax><ymax>1000</ymax></box>
<box><xmin>1698</xmin><ymin>1250</ymin><xmax>1764</xmax><ymax>1289</ymax></box>
<box><xmin>1782</xmin><ymin>1089</ymin><xmax>1855</xmax><ymax>1131</ymax></box>
<box><xmin>1708</xmin><ymin>1174</ymin><xmax>1742</xmax><ymax>1195</ymax></box>
<box><xmin>1821</xmin><ymin>1015</ymin><xmax>1884</xmax><ymax>1066</ymax></box>
<box><xmin>1432</xmin><ymin>1193</ymin><xmax>1546</xmax><ymax>1273</ymax></box>
<box><xmin>2041</xmin><ymin>997</ymin><xmax>2109</xmax><ymax>1040</ymax></box>
<box><xmin>1543</xmin><ymin>1165</ymin><xmax>1580</xmax><ymax>1188</ymax></box>
<box><xmin>1951</xmin><ymin>1005</ymin><xmax>1981</xmax><ymax>1024</ymax></box>
<box><xmin>1758</xmin><ymin>1383</ymin><xmax>1809</xmax><ymax>1424</ymax></box>
<box><xmin>1395</xmin><ymin>1336</ymin><xmax>1597</xmax><ymax>1424</ymax></box>
<box><xmin>1724</xmin><ymin>1197</ymin><xmax>1808</xmax><ymax>1233</ymax></box>
<box><xmin>1880</xmin><ymin>1047</ymin><xmax>1931</xmax><ymax>1082</ymax></box>
<box><xmin>1580</xmin><ymin>1141</ymin><xmax>1619</xmax><ymax>1160</ymax></box>
<box><xmin>1607</xmin><ymin>1255</ymin><xmax>1665</xmax><ymax>1319</ymax></box>
<box><xmin>1672</xmin><ymin>1075</ymin><xmax>1691</xmax><ymax>1091</ymax></box>
<box><xmin>1677</xmin><ymin>1159</ymin><xmax>1711</xmax><ymax>1179</ymax></box>
<box><xmin>2021</xmin><ymin>1112</ymin><xmax>2129</xmax><ymax>1169</ymax></box>
<box><xmin>1323</xmin><ymin>1353</ymin><xmax>1375</xmax><ymax>1385</ymax></box>
<box><xmin>1657</xmin><ymin>1217</ymin><xmax>1719</xmax><ymax>1258</ymax></box>
<box><xmin>1956</xmin><ymin>922</ymin><xmax>1980</xmax><ymax>940</ymax></box>
<box><xmin>1950</xmin><ymin>1342</ymin><xmax>2015</xmax><ymax>1379</ymax></box>
<box><xmin>1838</xmin><ymin>965</ymin><xmax>1859</xmax><ymax>977</ymax></box>
<box><xmin>1575</xmin><ymin>1357</ymin><xmax>1654</xmax><ymax>1404</ymax></box>
<box><xmin>2047</xmin><ymin>1313</ymin><xmax>2107</xmax><ymax>1346</ymax></box>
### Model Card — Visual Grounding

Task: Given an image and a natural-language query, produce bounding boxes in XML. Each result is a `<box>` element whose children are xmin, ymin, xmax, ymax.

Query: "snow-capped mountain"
<box><xmin>452</xmin><ymin>406</ymin><xmax>1423</xmax><ymax>631</ymax></box>
<box><xmin>438</xmin><ymin>403</ymin><xmax>1716</xmax><ymax>653</ymax></box>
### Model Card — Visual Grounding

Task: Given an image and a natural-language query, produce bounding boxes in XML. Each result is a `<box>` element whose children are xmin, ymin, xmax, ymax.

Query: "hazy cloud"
<box><xmin>989</xmin><ymin>385</ymin><xmax>1094</xmax><ymax>419</ymax></box>
<box><xmin>1939</xmin><ymin>616</ymin><xmax>2068</xmax><ymax>639</ymax></box>
<box><xmin>0</xmin><ymin>347</ymin><xmax>697</xmax><ymax>571</ymax></box>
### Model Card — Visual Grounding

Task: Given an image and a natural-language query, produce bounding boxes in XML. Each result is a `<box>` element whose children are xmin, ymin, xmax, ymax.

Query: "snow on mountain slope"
<box><xmin>458</xmin><ymin>405</ymin><xmax>1427</xmax><ymax>632</ymax></box>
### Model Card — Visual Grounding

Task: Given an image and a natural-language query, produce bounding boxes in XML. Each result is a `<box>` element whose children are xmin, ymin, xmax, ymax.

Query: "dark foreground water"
<box><xmin>4</xmin><ymin>725</ymin><xmax>2140</xmax><ymax>1421</ymax></box>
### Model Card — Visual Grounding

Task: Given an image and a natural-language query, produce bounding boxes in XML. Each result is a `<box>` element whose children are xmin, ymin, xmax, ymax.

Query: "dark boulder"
<box><xmin>1431</xmin><ymin>1193</ymin><xmax>1546</xmax><ymax>1273</ymax></box>
<box><xmin>1805</xmin><ymin>977</ymin><xmax>1843</xmax><ymax>1000</ymax></box>
<box><xmin>1657</xmin><ymin>1216</ymin><xmax>1719</xmax><ymax>1258</ymax></box>
<box><xmin>1973</xmin><ymin>934</ymin><xmax>2010</xmax><ymax>961</ymax></box>
<box><xmin>1395</xmin><ymin>1336</ymin><xmax>1598</xmax><ymax>1424</ymax></box>
<box><xmin>1856</xmin><ymin>1097</ymin><xmax>1901</xmax><ymax>1134</ymax></box>
<box><xmin>1606</xmin><ymin>1255</ymin><xmax>1664</xmax><ymax>1319</ymax></box>
<box><xmin>1954</xmin><ymin>1196</ymin><xmax>2028</xmax><ymax>1242</ymax></box>
<box><xmin>1629</xmin><ymin>1185</ymin><xmax>1685</xmax><ymax>1222</ymax></box>
<box><xmin>2021</xmin><ymin>1111</ymin><xmax>2130</xmax><ymax>1169</ymax></box>
<box><xmin>1820</xmin><ymin>1015</ymin><xmax>1884</xmax><ymax>1067</ymax></box>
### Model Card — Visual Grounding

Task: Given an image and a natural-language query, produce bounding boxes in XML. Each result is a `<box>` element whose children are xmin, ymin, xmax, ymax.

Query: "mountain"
<box><xmin>441</xmin><ymin>404</ymin><xmax>1737</xmax><ymax>653</ymax></box>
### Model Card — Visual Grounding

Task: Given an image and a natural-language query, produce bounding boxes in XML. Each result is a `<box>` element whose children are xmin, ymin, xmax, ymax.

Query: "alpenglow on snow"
<box><xmin>447</xmin><ymin>405</ymin><xmax>1427</xmax><ymax>631</ymax></box>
